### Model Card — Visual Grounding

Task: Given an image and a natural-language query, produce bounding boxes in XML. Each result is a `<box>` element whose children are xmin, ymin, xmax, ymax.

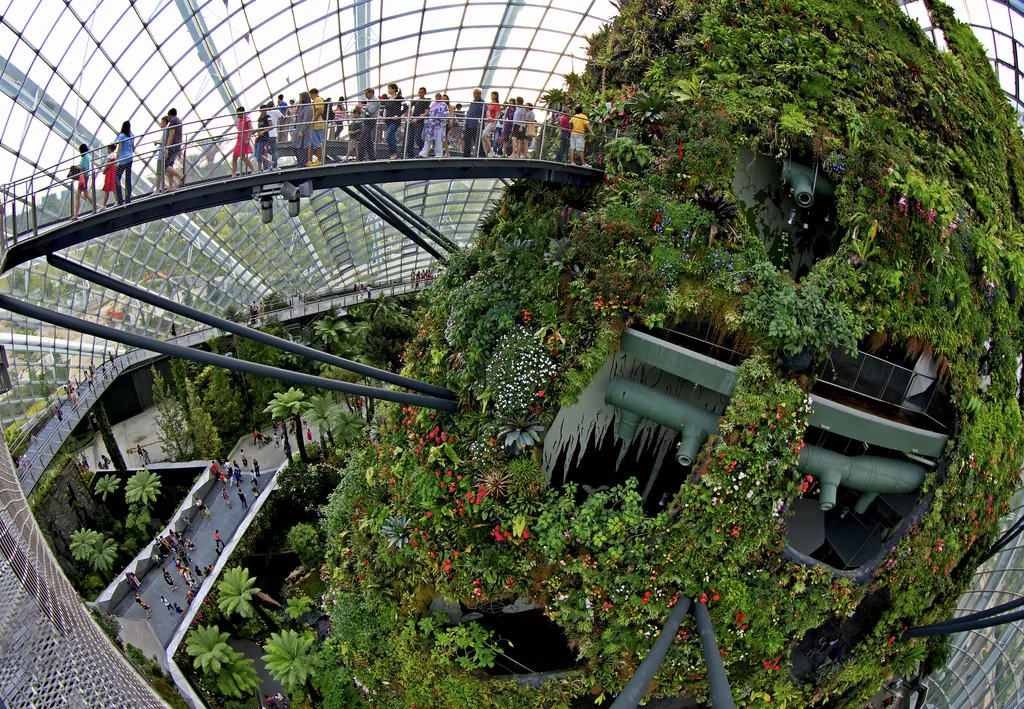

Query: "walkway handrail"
<box><xmin>1</xmin><ymin>101</ymin><xmax>612</xmax><ymax>248</ymax></box>
<box><xmin>13</xmin><ymin>278</ymin><xmax>427</xmax><ymax>491</ymax></box>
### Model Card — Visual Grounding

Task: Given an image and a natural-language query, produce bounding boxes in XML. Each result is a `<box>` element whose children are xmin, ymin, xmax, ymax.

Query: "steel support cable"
<box><xmin>904</xmin><ymin>599</ymin><xmax>1024</xmax><ymax>639</ymax></box>
<box><xmin>0</xmin><ymin>294</ymin><xmax>458</xmax><ymax>413</ymax></box>
<box><xmin>364</xmin><ymin>184</ymin><xmax>459</xmax><ymax>252</ymax></box>
<box><xmin>351</xmin><ymin>184</ymin><xmax>454</xmax><ymax>258</ymax></box>
<box><xmin>46</xmin><ymin>254</ymin><xmax>454</xmax><ymax>400</ymax></box>
<box><xmin>339</xmin><ymin>185</ymin><xmax>444</xmax><ymax>260</ymax></box>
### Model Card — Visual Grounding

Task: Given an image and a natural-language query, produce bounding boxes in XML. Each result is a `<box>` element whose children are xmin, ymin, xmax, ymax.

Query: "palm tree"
<box><xmin>304</xmin><ymin>394</ymin><xmax>338</xmax><ymax>450</ymax></box>
<box><xmin>264</xmin><ymin>388</ymin><xmax>310</xmax><ymax>464</ymax></box>
<box><xmin>187</xmin><ymin>625</ymin><xmax>262</xmax><ymax>699</ymax></box>
<box><xmin>216</xmin><ymin>650</ymin><xmax>261</xmax><ymax>699</ymax></box>
<box><xmin>312</xmin><ymin>317</ymin><xmax>351</xmax><ymax>355</ymax></box>
<box><xmin>93</xmin><ymin>474</ymin><xmax>121</xmax><ymax>502</ymax></box>
<box><xmin>330</xmin><ymin>410</ymin><xmax>365</xmax><ymax>448</ymax></box>
<box><xmin>187</xmin><ymin>625</ymin><xmax>234</xmax><ymax>676</ymax></box>
<box><xmin>70</xmin><ymin>528</ymin><xmax>101</xmax><ymax>562</ymax></box>
<box><xmin>90</xmin><ymin>537</ymin><xmax>119</xmax><ymax>573</ymax></box>
<box><xmin>261</xmin><ymin>629</ymin><xmax>316</xmax><ymax>698</ymax></box>
<box><xmin>217</xmin><ymin>566</ymin><xmax>261</xmax><ymax>619</ymax></box>
<box><xmin>124</xmin><ymin>469</ymin><xmax>162</xmax><ymax>506</ymax></box>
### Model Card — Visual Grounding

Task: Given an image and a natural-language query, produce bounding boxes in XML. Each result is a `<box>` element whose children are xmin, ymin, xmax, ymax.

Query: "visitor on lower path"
<box><xmin>222</xmin><ymin>487</ymin><xmax>232</xmax><ymax>509</ymax></box>
<box><xmin>214</xmin><ymin>530</ymin><xmax>224</xmax><ymax>553</ymax></box>
<box><xmin>160</xmin><ymin>596</ymin><xmax>173</xmax><ymax>614</ymax></box>
<box><xmin>238</xmin><ymin>490</ymin><xmax>248</xmax><ymax>509</ymax></box>
<box><xmin>134</xmin><ymin>594</ymin><xmax>151</xmax><ymax>618</ymax></box>
<box><xmin>162</xmin><ymin>568</ymin><xmax>176</xmax><ymax>590</ymax></box>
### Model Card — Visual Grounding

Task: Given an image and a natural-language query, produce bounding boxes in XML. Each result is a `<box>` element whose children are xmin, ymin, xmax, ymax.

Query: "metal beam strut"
<box><xmin>0</xmin><ymin>294</ymin><xmax>458</xmax><ymax>413</ymax></box>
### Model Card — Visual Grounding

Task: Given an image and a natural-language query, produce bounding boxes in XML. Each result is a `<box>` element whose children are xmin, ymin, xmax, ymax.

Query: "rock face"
<box><xmin>36</xmin><ymin>462</ymin><xmax>100</xmax><ymax>578</ymax></box>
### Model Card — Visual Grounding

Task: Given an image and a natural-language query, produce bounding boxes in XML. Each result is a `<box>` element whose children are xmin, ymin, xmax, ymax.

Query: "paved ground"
<box><xmin>76</xmin><ymin>406</ymin><xmax>167</xmax><ymax>470</ymax></box>
<box><xmin>112</xmin><ymin>422</ymin><xmax>310</xmax><ymax>648</ymax></box>
<box><xmin>230</xmin><ymin>637</ymin><xmax>285</xmax><ymax>704</ymax></box>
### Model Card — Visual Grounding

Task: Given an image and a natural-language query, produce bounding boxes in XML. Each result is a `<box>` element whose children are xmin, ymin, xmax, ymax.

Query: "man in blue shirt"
<box><xmin>464</xmin><ymin>88</ymin><xmax>485</xmax><ymax>157</ymax></box>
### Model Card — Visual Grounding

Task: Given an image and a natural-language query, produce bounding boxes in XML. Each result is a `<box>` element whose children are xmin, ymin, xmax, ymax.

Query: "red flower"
<box><xmin>522</xmin><ymin>531</ymin><xmax>530</xmax><ymax>539</ymax></box>
<box><xmin>537</xmin><ymin>390</ymin><xmax>545</xmax><ymax>397</ymax></box>
<box><xmin>425</xmin><ymin>511</ymin><xmax>432</xmax><ymax>518</ymax></box>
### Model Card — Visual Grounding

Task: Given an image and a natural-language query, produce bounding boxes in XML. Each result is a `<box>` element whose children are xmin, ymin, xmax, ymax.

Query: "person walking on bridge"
<box><xmin>293</xmin><ymin>92</ymin><xmax>313</xmax><ymax>168</ymax></box>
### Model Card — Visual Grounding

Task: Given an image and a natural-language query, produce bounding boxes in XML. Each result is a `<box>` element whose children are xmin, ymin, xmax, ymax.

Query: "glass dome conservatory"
<box><xmin>0</xmin><ymin>3</ymin><xmax>1022</xmax><ymax>709</ymax></box>
<box><xmin>0</xmin><ymin>0</ymin><xmax>614</xmax><ymax>423</ymax></box>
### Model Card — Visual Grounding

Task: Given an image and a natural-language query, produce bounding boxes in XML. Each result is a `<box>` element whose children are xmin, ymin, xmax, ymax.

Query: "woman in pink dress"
<box><xmin>230</xmin><ymin>106</ymin><xmax>255</xmax><ymax>177</ymax></box>
<box><xmin>100</xmin><ymin>143</ymin><xmax>118</xmax><ymax>210</ymax></box>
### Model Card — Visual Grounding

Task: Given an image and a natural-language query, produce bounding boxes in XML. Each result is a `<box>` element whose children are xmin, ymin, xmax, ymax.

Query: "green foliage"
<box><xmin>185</xmin><ymin>378</ymin><xmax>221</xmax><ymax>459</ymax></box>
<box><xmin>94</xmin><ymin>403</ymin><xmax>126</xmax><ymax>471</ymax></box>
<box><xmin>89</xmin><ymin>537</ymin><xmax>119</xmax><ymax>573</ymax></box>
<box><xmin>261</xmin><ymin>629</ymin><xmax>317</xmax><ymax>698</ymax></box>
<box><xmin>485</xmin><ymin>327</ymin><xmax>556</xmax><ymax>417</ymax></box>
<box><xmin>93</xmin><ymin>473</ymin><xmax>120</xmax><ymax>502</ymax></box>
<box><xmin>284</xmin><ymin>595</ymin><xmax>314</xmax><ymax>621</ymax></box>
<box><xmin>266</xmin><ymin>388</ymin><xmax>309</xmax><ymax>464</ymax></box>
<box><xmin>70</xmin><ymin>528</ymin><xmax>102</xmax><ymax>562</ymax></box>
<box><xmin>186</xmin><ymin>625</ymin><xmax>262</xmax><ymax>699</ymax></box>
<box><xmin>203</xmin><ymin>367</ymin><xmax>246</xmax><ymax>447</ymax></box>
<box><xmin>71</xmin><ymin>528</ymin><xmax>119</xmax><ymax>575</ymax></box>
<box><xmin>311</xmin><ymin>0</ymin><xmax>1024</xmax><ymax>704</ymax></box>
<box><xmin>277</xmin><ymin>462</ymin><xmax>341</xmax><ymax>512</ymax></box>
<box><xmin>217</xmin><ymin>567</ymin><xmax>261</xmax><ymax>619</ymax></box>
<box><xmin>152</xmin><ymin>367</ymin><xmax>192</xmax><ymax>461</ymax></box>
<box><xmin>124</xmin><ymin>469</ymin><xmax>162</xmax><ymax>506</ymax></box>
<box><xmin>742</xmin><ymin>259</ymin><xmax>865</xmax><ymax>355</ymax></box>
<box><xmin>286</xmin><ymin>523</ymin><xmax>325</xmax><ymax>571</ymax></box>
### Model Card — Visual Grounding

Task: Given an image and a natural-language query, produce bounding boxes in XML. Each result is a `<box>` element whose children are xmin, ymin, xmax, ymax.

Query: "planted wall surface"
<box><xmin>320</xmin><ymin>1</ymin><xmax>1024</xmax><ymax>706</ymax></box>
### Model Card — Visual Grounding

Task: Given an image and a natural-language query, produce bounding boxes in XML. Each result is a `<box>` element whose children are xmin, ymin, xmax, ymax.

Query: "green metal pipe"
<box><xmin>781</xmin><ymin>161</ymin><xmax>834</xmax><ymax>208</ymax></box>
<box><xmin>853</xmin><ymin>491</ymin><xmax>879</xmax><ymax>515</ymax></box>
<box><xmin>797</xmin><ymin>445</ymin><xmax>925</xmax><ymax>511</ymax></box>
<box><xmin>605</xmin><ymin>377</ymin><xmax>720</xmax><ymax>466</ymax></box>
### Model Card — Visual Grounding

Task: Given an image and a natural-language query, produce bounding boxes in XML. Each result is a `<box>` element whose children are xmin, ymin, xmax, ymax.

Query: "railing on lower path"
<box><xmin>14</xmin><ymin>279</ymin><xmax>424</xmax><ymax>492</ymax></box>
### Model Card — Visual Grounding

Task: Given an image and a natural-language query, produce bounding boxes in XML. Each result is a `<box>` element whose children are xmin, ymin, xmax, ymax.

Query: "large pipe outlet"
<box><xmin>605</xmin><ymin>377</ymin><xmax>720</xmax><ymax>467</ymax></box>
<box><xmin>797</xmin><ymin>445</ymin><xmax>926</xmax><ymax>511</ymax></box>
<box><xmin>781</xmin><ymin>160</ymin><xmax>834</xmax><ymax>208</ymax></box>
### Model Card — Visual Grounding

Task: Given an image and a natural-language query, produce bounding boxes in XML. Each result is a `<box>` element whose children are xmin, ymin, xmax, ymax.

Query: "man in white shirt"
<box><xmin>267</xmin><ymin>102</ymin><xmax>282</xmax><ymax>168</ymax></box>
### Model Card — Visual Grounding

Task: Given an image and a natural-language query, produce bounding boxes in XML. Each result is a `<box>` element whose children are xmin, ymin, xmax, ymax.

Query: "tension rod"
<box><xmin>0</xmin><ymin>293</ymin><xmax>458</xmax><ymax>412</ymax></box>
<box><xmin>46</xmin><ymin>254</ymin><xmax>454</xmax><ymax>401</ymax></box>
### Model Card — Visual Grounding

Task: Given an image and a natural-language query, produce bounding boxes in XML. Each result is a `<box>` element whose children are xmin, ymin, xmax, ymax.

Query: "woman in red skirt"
<box><xmin>100</xmin><ymin>143</ymin><xmax>118</xmax><ymax>211</ymax></box>
<box><xmin>231</xmin><ymin>106</ymin><xmax>255</xmax><ymax>177</ymax></box>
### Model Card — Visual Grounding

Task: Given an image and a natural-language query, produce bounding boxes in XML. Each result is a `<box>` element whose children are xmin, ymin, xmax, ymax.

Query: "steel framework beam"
<box><xmin>174</xmin><ymin>0</ymin><xmax>240</xmax><ymax>108</ymax></box>
<box><xmin>0</xmin><ymin>294</ymin><xmax>458</xmax><ymax>412</ymax></box>
<box><xmin>46</xmin><ymin>253</ymin><xmax>454</xmax><ymax>400</ymax></box>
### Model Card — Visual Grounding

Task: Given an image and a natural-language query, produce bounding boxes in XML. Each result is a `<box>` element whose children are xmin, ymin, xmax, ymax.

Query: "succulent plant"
<box><xmin>381</xmin><ymin>514</ymin><xmax>412</xmax><ymax>549</ymax></box>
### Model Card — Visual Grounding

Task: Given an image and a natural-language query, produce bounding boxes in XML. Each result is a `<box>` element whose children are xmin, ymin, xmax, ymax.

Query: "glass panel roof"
<box><xmin>0</xmin><ymin>1</ymin><xmax>1022</xmax><ymax>705</ymax></box>
<box><xmin>0</xmin><ymin>0</ymin><xmax>614</xmax><ymax>422</ymax></box>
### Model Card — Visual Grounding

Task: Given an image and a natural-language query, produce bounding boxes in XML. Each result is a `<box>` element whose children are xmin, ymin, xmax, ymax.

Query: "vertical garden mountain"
<box><xmin>320</xmin><ymin>1</ymin><xmax>1024</xmax><ymax>707</ymax></box>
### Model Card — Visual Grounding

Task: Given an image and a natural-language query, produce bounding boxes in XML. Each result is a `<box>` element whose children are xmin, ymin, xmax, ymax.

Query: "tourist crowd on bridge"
<box><xmin>67</xmin><ymin>86</ymin><xmax>595</xmax><ymax>218</ymax></box>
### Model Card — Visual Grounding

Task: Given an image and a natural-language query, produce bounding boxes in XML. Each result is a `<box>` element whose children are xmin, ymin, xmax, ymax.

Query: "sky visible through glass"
<box><xmin>0</xmin><ymin>0</ymin><xmax>612</xmax><ymax>424</ymax></box>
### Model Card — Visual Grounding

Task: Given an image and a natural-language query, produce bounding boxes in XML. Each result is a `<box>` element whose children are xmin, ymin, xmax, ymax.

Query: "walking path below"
<box><xmin>109</xmin><ymin>422</ymin><xmax>311</xmax><ymax>649</ymax></box>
